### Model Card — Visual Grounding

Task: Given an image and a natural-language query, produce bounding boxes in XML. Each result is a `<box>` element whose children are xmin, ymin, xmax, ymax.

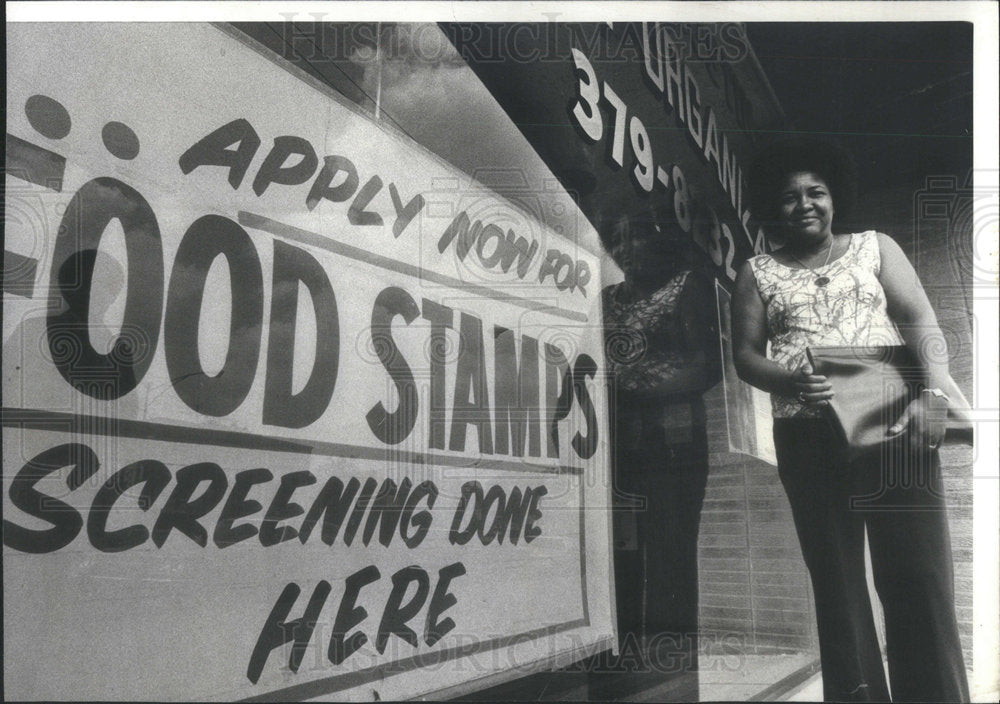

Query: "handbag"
<box><xmin>806</xmin><ymin>345</ymin><xmax>973</xmax><ymax>460</ymax></box>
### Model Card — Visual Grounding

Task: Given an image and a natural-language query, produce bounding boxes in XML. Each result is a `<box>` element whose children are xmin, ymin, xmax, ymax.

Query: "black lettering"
<box><xmin>48</xmin><ymin>178</ymin><xmax>163</xmax><ymax>399</ymax></box>
<box><xmin>263</xmin><ymin>240</ymin><xmax>339</xmax><ymax>428</ymax></box>
<box><xmin>388</xmin><ymin>184</ymin><xmax>425</xmax><ymax>238</ymax></box>
<box><xmin>424</xmin><ymin>562</ymin><xmax>466</xmax><ymax>647</ymax></box>
<box><xmin>366</xmin><ymin>287</ymin><xmax>419</xmax><ymax>444</ymax></box>
<box><xmin>478</xmin><ymin>484</ymin><xmax>508</xmax><ymax>544</ymax></box>
<box><xmin>252</xmin><ymin>136</ymin><xmax>319</xmax><ymax>196</ymax></box>
<box><xmin>574</xmin><ymin>260</ymin><xmax>591</xmax><ymax>296</ymax></box>
<box><xmin>437</xmin><ymin>211</ymin><xmax>480</xmax><ymax>260</ymax></box>
<box><xmin>329</xmin><ymin>565</ymin><xmax>379</xmax><ymax>665</ymax></box>
<box><xmin>524</xmin><ymin>485</ymin><xmax>548</xmax><ymax>543</ymax></box>
<box><xmin>164</xmin><ymin>215</ymin><xmax>263</xmax><ymax>416</ymax></box>
<box><xmin>448</xmin><ymin>481</ymin><xmax>482</xmax><ymax>546</ymax></box>
<box><xmin>495</xmin><ymin>486</ymin><xmax>534</xmax><ymax>545</ymax></box>
<box><xmin>3</xmin><ymin>443</ymin><xmax>98</xmax><ymax>553</ymax></box>
<box><xmin>214</xmin><ymin>467</ymin><xmax>273</xmax><ymax>548</ymax></box>
<box><xmin>88</xmin><ymin>460</ymin><xmax>171</xmax><ymax>552</ymax></box>
<box><xmin>544</xmin><ymin>344</ymin><xmax>573</xmax><ymax>458</ymax></box>
<box><xmin>376</xmin><ymin>566</ymin><xmax>430</xmax><ymax>653</ymax></box>
<box><xmin>571</xmin><ymin>354</ymin><xmax>599</xmax><ymax>459</ymax></box>
<box><xmin>537</xmin><ymin>249</ymin><xmax>571</xmax><ymax>288</ymax></box>
<box><xmin>494</xmin><ymin>328</ymin><xmax>540</xmax><ymax>457</ymax></box>
<box><xmin>342</xmin><ymin>477</ymin><xmax>379</xmax><ymax>546</ymax></box>
<box><xmin>259</xmin><ymin>471</ymin><xmax>317</xmax><ymax>547</ymax></box>
<box><xmin>347</xmin><ymin>175</ymin><xmax>384</xmax><ymax>226</ymax></box>
<box><xmin>535</xmin><ymin>250</ymin><xmax>588</xmax><ymax>294</ymax></box>
<box><xmin>362</xmin><ymin>478</ymin><xmax>410</xmax><ymax>547</ymax></box>
<box><xmin>502</xmin><ymin>229</ymin><xmax>538</xmax><ymax>279</ymax></box>
<box><xmin>298</xmin><ymin>476</ymin><xmax>360</xmax><ymax>546</ymax></box>
<box><xmin>247</xmin><ymin>580</ymin><xmax>331</xmax><ymax>684</ymax></box>
<box><xmin>475</xmin><ymin>224</ymin><xmax>506</xmax><ymax>269</ymax></box>
<box><xmin>421</xmin><ymin>299</ymin><xmax>454</xmax><ymax>450</ymax></box>
<box><xmin>450</xmin><ymin>312</ymin><xmax>493</xmax><ymax>454</ymax></box>
<box><xmin>151</xmin><ymin>463</ymin><xmax>228</xmax><ymax>547</ymax></box>
<box><xmin>306</xmin><ymin>155</ymin><xmax>359</xmax><ymax>211</ymax></box>
<box><xmin>179</xmin><ymin>118</ymin><xmax>261</xmax><ymax>189</ymax></box>
<box><xmin>400</xmin><ymin>480</ymin><xmax>438</xmax><ymax>549</ymax></box>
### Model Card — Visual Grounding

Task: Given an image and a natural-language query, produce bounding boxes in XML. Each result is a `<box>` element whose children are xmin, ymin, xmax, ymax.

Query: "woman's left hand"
<box><xmin>887</xmin><ymin>392</ymin><xmax>949</xmax><ymax>452</ymax></box>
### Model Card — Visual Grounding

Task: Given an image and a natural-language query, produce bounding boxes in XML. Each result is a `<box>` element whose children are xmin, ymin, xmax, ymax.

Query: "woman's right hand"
<box><xmin>791</xmin><ymin>363</ymin><xmax>834</xmax><ymax>405</ymax></box>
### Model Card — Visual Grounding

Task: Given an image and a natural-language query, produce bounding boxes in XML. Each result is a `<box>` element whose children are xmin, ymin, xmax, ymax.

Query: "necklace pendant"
<box><xmin>814</xmin><ymin>275</ymin><xmax>831</xmax><ymax>287</ymax></box>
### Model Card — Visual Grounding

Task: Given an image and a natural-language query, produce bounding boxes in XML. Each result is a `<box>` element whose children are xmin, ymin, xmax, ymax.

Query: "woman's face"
<box><xmin>629</xmin><ymin>233</ymin><xmax>670</xmax><ymax>284</ymax></box>
<box><xmin>610</xmin><ymin>215</ymin><xmax>668</xmax><ymax>286</ymax></box>
<box><xmin>777</xmin><ymin>171</ymin><xmax>835</xmax><ymax>246</ymax></box>
<box><xmin>612</xmin><ymin>230</ymin><xmax>677</xmax><ymax>288</ymax></box>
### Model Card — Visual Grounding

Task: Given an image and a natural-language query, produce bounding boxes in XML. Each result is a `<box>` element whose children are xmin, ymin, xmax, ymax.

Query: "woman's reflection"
<box><xmin>602</xmin><ymin>205</ymin><xmax>721</xmax><ymax>670</ymax></box>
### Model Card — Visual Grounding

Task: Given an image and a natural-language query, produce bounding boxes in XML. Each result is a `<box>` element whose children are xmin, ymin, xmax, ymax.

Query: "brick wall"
<box><xmin>867</xmin><ymin>180</ymin><xmax>976</xmax><ymax>664</ymax></box>
<box><xmin>698</xmin><ymin>383</ymin><xmax>818</xmax><ymax>657</ymax></box>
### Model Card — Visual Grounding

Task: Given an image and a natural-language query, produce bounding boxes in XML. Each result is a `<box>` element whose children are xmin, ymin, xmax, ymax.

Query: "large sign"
<box><xmin>3</xmin><ymin>23</ymin><xmax>614</xmax><ymax>700</ymax></box>
<box><xmin>444</xmin><ymin>23</ymin><xmax>784</xmax><ymax>277</ymax></box>
<box><xmin>443</xmin><ymin>22</ymin><xmax>786</xmax><ymax>464</ymax></box>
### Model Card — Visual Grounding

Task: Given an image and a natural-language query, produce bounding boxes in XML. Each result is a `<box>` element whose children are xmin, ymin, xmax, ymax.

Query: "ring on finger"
<box><xmin>798</xmin><ymin>392</ymin><xmax>807</xmax><ymax>402</ymax></box>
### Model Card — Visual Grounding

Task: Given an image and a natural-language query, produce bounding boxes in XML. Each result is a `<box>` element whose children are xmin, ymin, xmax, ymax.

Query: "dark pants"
<box><xmin>774</xmin><ymin>418</ymin><xmax>969</xmax><ymax>702</ymax></box>
<box><xmin>613</xmin><ymin>416</ymin><xmax>708</xmax><ymax>649</ymax></box>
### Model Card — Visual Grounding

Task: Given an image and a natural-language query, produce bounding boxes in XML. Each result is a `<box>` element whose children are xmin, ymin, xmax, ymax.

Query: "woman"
<box><xmin>602</xmin><ymin>206</ymin><xmax>720</xmax><ymax>661</ymax></box>
<box><xmin>732</xmin><ymin>138</ymin><xmax>969</xmax><ymax>702</ymax></box>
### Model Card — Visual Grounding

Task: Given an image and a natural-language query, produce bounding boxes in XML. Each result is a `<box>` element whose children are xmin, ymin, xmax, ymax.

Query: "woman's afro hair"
<box><xmin>746</xmin><ymin>137</ymin><xmax>859</xmax><ymax>229</ymax></box>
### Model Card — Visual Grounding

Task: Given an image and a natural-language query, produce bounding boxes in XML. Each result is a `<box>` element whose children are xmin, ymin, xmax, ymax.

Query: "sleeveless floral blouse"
<box><xmin>748</xmin><ymin>231</ymin><xmax>904</xmax><ymax>417</ymax></box>
<box><xmin>603</xmin><ymin>270</ymin><xmax>695</xmax><ymax>392</ymax></box>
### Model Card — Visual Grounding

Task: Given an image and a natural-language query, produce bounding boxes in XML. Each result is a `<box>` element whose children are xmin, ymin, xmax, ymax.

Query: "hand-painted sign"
<box><xmin>444</xmin><ymin>22</ymin><xmax>785</xmax><ymax>280</ymax></box>
<box><xmin>443</xmin><ymin>22</ymin><xmax>785</xmax><ymax>466</ymax></box>
<box><xmin>3</xmin><ymin>23</ymin><xmax>614</xmax><ymax>701</ymax></box>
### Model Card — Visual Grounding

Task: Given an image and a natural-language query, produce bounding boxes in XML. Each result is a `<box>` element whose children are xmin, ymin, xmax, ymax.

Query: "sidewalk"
<box><xmin>454</xmin><ymin>641</ymin><xmax>817</xmax><ymax>701</ymax></box>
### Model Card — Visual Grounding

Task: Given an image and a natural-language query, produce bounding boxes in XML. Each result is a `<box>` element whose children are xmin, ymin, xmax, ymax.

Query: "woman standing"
<box><xmin>732</xmin><ymin>138</ymin><xmax>969</xmax><ymax>702</ymax></box>
<box><xmin>602</xmin><ymin>206</ymin><xmax>720</xmax><ymax>661</ymax></box>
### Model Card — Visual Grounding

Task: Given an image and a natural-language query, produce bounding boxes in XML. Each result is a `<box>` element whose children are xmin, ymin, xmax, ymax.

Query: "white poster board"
<box><xmin>714</xmin><ymin>281</ymin><xmax>776</xmax><ymax>465</ymax></box>
<box><xmin>3</xmin><ymin>23</ymin><xmax>614</xmax><ymax>701</ymax></box>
